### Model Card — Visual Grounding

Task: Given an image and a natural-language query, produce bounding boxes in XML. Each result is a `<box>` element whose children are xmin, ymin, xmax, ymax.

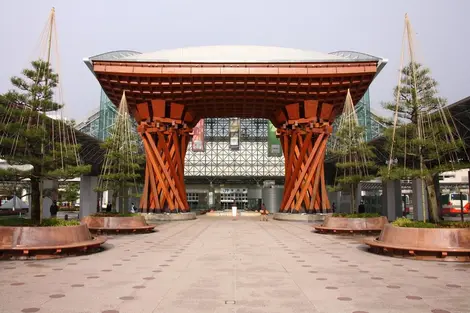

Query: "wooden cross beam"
<box><xmin>138</xmin><ymin>123</ymin><xmax>191</xmax><ymax>213</ymax></box>
<box><xmin>278</xmin><ymin>120</ymin><xmax>332</xmax><ymax>213</ymax></box>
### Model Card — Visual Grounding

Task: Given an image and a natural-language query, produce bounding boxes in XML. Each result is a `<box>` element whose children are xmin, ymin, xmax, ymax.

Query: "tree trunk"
<box><xmin>119</xmin><ymin>187</ymin><xmax>128</xmax><ymax>214</ymax></box>
<box><xmin>112</xmin><ymin>193</ymin><xmax>117</xmax><ymax>213</ymax></box>
<box><xmin>423</xmin><ymin>174</ymin><xmax>440</xmax><ymax>223</ymax></box>
<box><xmin>351</xmin><ymin>183</ymin><xmax>356</xmax><ymax>214</ymax></box>
<box><xmin>30</xmin><ymin>176</ymin><xmax>41</xmax><ymax>224</ymax></box>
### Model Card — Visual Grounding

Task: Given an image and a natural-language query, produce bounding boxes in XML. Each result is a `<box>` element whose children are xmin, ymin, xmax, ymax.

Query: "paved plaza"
<box><xmin>0</xmin><ymin>216</ymin><xmax>468</xmax><ymax>313</ymax></box>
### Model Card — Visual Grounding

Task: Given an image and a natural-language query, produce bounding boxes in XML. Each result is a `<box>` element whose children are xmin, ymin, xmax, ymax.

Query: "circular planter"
<box><xmin>273</xmin><ymin>213</ymin><xmax>327</xmax><ymax>222</ymax></box>
<box><xmin>0</xmin><ymin>224</ymin><xmax>106</xmax><ymax>260</ymax></box>
<box><xmin>141</xmin><ymin>212</ymin><xmax>196</xmax><ymax>222</ymax></box>
<box><xmin>81</xmin><ymin>216</ymin><xmax>155</xmax><ymax>234</ymax></box>
<box><xmin>314</xmin><ymin>216</ymin><xmax>388</xmax><ymax>234</ymax></box>
<box><xmin>364</xmin><ymin>224</ymin><xmax>470</xmax><ymax>262</ymax></box>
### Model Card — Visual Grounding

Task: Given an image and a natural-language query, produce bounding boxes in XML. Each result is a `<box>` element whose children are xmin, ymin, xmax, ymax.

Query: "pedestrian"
<box><xmin>50</xmin><ymin>200</ymin><xmax>59</xmax><ymax>218</ymax></box>
<box><xmin>106</xmin><ymin>202</ymin><xmax>112</xmax><ymax>212</ymax></box>
<box><xmin>260</xmin><ymin>203</ymin><xmax>268</xmax><ymax>221</ymax></box>
<box><xmin>332</xmin><ymin>202</ymin><xmax>336</xmax><ymax>213</ymax></box>
<box><xmin>358</xmin><ymin>201</ymin><xmax>365</xmax><ymax>214</ymax></box>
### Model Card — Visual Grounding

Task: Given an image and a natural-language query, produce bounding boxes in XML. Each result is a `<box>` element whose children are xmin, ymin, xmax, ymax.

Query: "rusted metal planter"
<box><xmin>274</xmin><ymin>213</ymin><xmax>327</xmax><ymax>222</ymax></box>
<box><xmin>81</xmin><ymin>216</ymin><xmax>155</xmax><ymax>234</ymax></box>
<box><xmin>0</xmin><ymin>224</ymin><xmax>106</xmax><ymax>260</ymax></box>
<box><xmin>364</xmin><ymin>224</ymin><xmax>470</xmax><ymax>262</ymax></box>
<box><xmin>142</xmin><ymin>212</ymin><xmax>196</xmax><ymax>222</ymax></box>
<box><xmin>314</xmin><ymin>216</ymin><xmax>388</xmax><ymax>234</ymax></box>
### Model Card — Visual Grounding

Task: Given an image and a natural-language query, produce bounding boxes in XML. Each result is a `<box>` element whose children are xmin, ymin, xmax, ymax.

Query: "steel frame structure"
<box><xmin>75</xmin><ymin>109</ymin><xmax>100</xmax><ymax>139</ymax></box>
<box><xmin>185</xmin><ymin>118</ymin><xmax>284</xmax><ymax>177</ymax></box>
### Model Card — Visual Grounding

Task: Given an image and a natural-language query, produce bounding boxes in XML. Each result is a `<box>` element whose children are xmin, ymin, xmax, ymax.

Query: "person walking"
<box><xmin>358</xmin><ymin>201</ymin><xmax>366</xmax><ymax>214</ymax></box>
<box><xmin>260</xmin><ymin>203</ymin><xmax>268</xmax><ymax>221</ymax></box>
<box><xmin>50</xmin><ymin>200</ymin><xmax>59</xmax><ymax>218</ymax></box>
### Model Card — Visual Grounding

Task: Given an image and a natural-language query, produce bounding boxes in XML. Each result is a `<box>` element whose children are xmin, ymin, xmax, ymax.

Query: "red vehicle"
<box><xmin>440</xmin><ymin>193</ymin><xmax>470</xmax><ymax>215</ymax></box>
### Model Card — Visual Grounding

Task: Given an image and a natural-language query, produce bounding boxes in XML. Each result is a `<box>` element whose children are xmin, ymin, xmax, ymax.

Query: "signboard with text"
<box><xmin>229</xmin><ymin>118</ymin><xmax>240</xmax><ymax>150</ymax></box>
<box><xmin>268</xmin><ymin>121</ymin><xmax>282</xmax><ymax>157</ymax></box>
<box><xmin>192</xmin><ymin>119</ymin><xmax>205</xmax><ymax>152</ymax></box>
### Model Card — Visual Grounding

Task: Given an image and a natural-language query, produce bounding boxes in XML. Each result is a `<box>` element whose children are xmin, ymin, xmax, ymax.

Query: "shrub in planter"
<box><xmin>0</xmin><ymin>217</ymin><xmax>80</xmax><ymax>227</ymax></box>
<box><xmin>392</xmin><ymin>217</ymin><xmax>470</xmax><ymax>229</ymax></box>
<box><xmin>91</xmin><ymin>212</ymin><xmax>139</xmax><ymax>217</ymax></box>
<box><xmin>332</xmin><ymin>213</ymin><xmax>381</xmax><ymax>218</ymax></box>
<box><xmin>59</xmin><ymin>207</ymin><xmax>79</xmax><ymax>212</ymax></box>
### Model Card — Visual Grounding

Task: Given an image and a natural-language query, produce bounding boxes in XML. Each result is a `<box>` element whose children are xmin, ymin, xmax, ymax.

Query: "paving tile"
<box><xmin>0</xmin><ymin>217</ymin><xmax>468</xmax><ymax>313</ymax></box>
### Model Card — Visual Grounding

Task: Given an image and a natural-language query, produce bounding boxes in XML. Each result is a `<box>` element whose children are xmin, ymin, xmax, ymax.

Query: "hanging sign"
<box><xmin>229</xmin><ymin>118</ymin><xmax>240</xmax><ymax>150</ymax></box>
<box><xmin>192</xmin><ymin>119</ymin><xmax>205</xmax><ymax>152</ymax></box>
<box><xmin>268</xmin><ymin>121</ymin><xmax>282</xmax><ymax>157</ymax></box>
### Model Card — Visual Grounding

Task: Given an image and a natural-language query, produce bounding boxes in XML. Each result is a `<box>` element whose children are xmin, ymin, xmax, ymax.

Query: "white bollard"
<box><xmin>232</xmin><ymin>205</ymin><xmax>237</xmax><ymax>218</ymax></box>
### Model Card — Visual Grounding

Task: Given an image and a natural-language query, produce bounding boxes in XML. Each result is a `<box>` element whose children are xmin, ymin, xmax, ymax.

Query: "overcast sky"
<box><xmin>0</xmin><ymin>0</ymin><xmax>468</xmax><ymax>122</ymax></box>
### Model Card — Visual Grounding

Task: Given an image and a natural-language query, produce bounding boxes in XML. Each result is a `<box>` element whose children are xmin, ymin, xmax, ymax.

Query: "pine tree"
<box><xmin>330</xmin><ymin>90</ymin><xmax>376</xmax><ymax>213</ymax></box>
<box><xmin>380</xmin><ymin>62</ymin><xmax>465</xmax><ymax>222</ymax></box>
<box><xmin>58</xmin><ymin>183</ymin><xmax>80</xmax><ymax>207</ymax></box>
<box><xmin>0</xmin><ymin>60</ymin><xmax>90</xmax><ymax>223</ymax></box>
<box><xmin>96</xmin><ymin>93</ymin><xmax>143</xmax><ymax>213</ymax></box>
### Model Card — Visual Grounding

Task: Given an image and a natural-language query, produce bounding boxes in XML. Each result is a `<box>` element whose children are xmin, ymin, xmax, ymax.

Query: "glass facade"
<box><xmin>97</xmin><ymin>90</ymin><xmax>118</xmax><ymax>140</ymax></box>
<box><xmin>355</xmin><ymin>90</ymin><xmax>372</xmax><ymax>141</ymax></box>
<box><xmin>75</xmin><ymin>109</ymin><xmax>100</xmax><ymax>138</ymax></box>
<box><xmin>327</xmin><ymin>90</ymin><xmax>386</xmax><ymax>156</ymax></box>
<box><xmin>186</xmin><ymin>118</ymin><xmax>284</xmax><ymax>177</ymax></box>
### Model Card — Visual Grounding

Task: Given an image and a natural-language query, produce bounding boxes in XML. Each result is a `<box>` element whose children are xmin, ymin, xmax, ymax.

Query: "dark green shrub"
<box><xmin>58</xmin><ymin>207</ymin><xmax>79</xmax><ymax>212</ymax></box>
<box><xmin>392</xmin><ymin>217</ymin><xmax>470</xmax><ymax>228</ymax></box>
<box><xmin>40</xmin><ymin>218</ymin><xmax>80</xmax><ymax>226</ymax></box>
<box><xmin>0</xmin><ymin>218</ymin><xmax>80</xmax><ymax>227</ymax></box>
<box><xmin>332</xmin><ymin>213</ymin><xmax>381</xmax><ymax>218</ymax></box>
<box><xmin>91</xmin><ymin>212</ymin><xmax>139</xmax><ymax>217</ymax></box>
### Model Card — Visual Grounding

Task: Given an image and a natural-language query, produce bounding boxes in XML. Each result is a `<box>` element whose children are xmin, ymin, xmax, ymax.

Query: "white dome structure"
<box><xmin>121</xmin><ymin>45</ymin><xmax>349</xmax><ymax>63</ymax></box>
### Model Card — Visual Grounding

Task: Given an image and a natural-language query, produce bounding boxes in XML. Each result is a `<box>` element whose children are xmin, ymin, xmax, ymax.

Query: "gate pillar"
<box><xmin>274</xmin><ymin>101</ymin><xmax>335</xmax><ymax>213</ymax></box>
<box><xmin>133</xmin><ymin>100</ymin><xmax>195</xmax><ymax>213</ymax></box>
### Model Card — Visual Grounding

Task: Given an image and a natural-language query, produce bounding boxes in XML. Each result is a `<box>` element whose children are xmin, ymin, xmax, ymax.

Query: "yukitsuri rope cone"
<box><xmin>0</xmin><ymin>8</ymin><xmax>105</xmax><ymax>259</ymax></box>
<box><xmin>315</xmin><ymin>90</ymin><xmax>385</xmax><ymax>235</ymax></box>
<box><xmin>329</xmin><ymin>89</ymin><xmax>376</xmax><ymax>212</ymax></box>
<box><xmin>87</xmin><ymin>92</ymin><xmax>153</xmax><ymax>234</ymax></box>
<box><xmin>96</xmin><ymin>91</ymin><xmax>141</xmax><ymax>212</ymax></box>
<box><xmin>384</xmin><ymin>13</ymin><xmax>468</xmax><ymax>223</ymax></box>
<box><xmin>0</xmin><ymin>8</ymin><xmax>86</xmax><ymax>217</ymax></box>
<box><xmin>365</xmin><ymin>14</ymin><xmax>470</xmax><ymax>261</ymax></box>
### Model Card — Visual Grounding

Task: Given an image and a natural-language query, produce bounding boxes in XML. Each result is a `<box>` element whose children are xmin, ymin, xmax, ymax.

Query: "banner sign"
<box><xmin>267</xmin><ymin>121</ymin><xmax>282</xmax><ymax>157</ymax></box>
<box><xmin>229</xmin><ymin>118</ymin><xmax>240</xmax><ymax>150</ymax></box>
<box><xmin>192</xmin><ymin>119</ymin><xmax>205</xmax><ymax>152</ymax></box>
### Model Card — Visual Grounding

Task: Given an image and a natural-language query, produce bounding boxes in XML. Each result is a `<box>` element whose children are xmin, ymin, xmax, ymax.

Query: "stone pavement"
<box><xmin>0</xmin><ymin>216</ymin><xmax>468</xmax><ymax>313</ymax></box>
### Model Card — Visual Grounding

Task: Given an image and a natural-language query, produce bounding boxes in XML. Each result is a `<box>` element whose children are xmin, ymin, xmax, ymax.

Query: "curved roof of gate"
<box><xmin>84</xmin><ymin>46</ymin><xmax>387</xmax><ymax>127</ymax></box>
<box><xmin>86</xmin><ymin>45</ymin><xmax>385</xmax><ymax>64</ymax></box>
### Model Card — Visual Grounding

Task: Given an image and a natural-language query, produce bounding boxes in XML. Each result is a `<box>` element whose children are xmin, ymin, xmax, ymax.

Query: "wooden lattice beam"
<box><xmin>134</xmin><ymin>99</ymin><xmax>193</xmax><ymax>213</ymax></box>
<box><xmin>278</xmin><ymin>118</ymin><xmax>332</xmax><ymax>213</ymax></box>
<box><xmin>138</xmin><ymin>122</ymin><xmax>191</xmax><ymax>212</ymax></box>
